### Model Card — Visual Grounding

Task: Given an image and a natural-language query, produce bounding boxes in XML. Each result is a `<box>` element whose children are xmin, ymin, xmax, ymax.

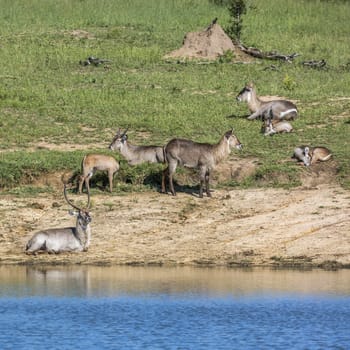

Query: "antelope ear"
<box><xmin>304</xmin><ymin>147</ymin><xmax>310</xmax><ymax>155</ymax></box>
<box><xmin>68</xmin><ymin>210</ymin><xmax>78</xmax><ymax>217</ymax></box>
<box><xmin>225</xmin><ymin>130</ymin><xmax>233</xmax><ymax>139</ymax></box>
<box><xmin>247</xmin><ymin>81</ymin><xmax>254</xmax><ymax>89</ymax></box>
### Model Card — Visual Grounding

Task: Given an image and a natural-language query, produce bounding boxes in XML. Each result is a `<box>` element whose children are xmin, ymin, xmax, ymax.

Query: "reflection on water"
<box><xmin>0</xmin><ymin>266</ymin><xmax>349</xmax><ymax>350</ymax></box>
<box><xmin>1</xmin><ymin>265</ymin><xmax>350</xmax><ymax>297</ymax></box>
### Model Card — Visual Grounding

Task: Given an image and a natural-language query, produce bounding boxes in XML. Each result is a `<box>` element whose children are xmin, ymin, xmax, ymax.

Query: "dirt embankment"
<box><xmin>1</xmin><ymin>165</ymin><xmax>349</xmax><ymax>268</ymax></box>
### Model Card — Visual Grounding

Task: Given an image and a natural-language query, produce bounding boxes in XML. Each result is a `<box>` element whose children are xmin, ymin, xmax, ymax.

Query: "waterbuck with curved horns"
<box><xmin>109</xmin><ymin>128</ymin><xmax>165</xmax><ymax>165</ymax></box>
<box><xmin>25</xmin><ymin>184</ymin><xmax>92</xmax><ymax>254</ymax></box>
<box><xmin>162</xmin><ymin>129</ymin><xmax>242</xmax><ymax>198</ymax></box>
<box><xmin>236</xmin><ymin>82</ymin><xmax>298</xmax><ymax>121</ymax></box>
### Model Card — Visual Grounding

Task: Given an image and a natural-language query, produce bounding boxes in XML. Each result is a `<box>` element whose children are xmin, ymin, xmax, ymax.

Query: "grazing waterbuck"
<box><xmin>236</xmin><ymin>82</ymin><xmax>298</xmax><ymax>121</ymax></box>
<box><xmin>109</xmin><ymin>128</ymin><xmax>165</xmax><ymax>165</ymax></box>
<box><xmin>25</xmin><ymin>185</ymin><xmax>92</xmax><ymax>255</ymax></box>
<box><xmin>162</xmin><ymin>129</ymin><xmax>242</xmax><ymax>198</ymax></box>
<box><xmin>292</xmin><ymin>146</ymin><xmax>332</xmax><ymax>166</ymax></box>
<box><xmin>78</xmin><ymin>154</ymin><xmax>119</xmax><ymax>193</ymax></box>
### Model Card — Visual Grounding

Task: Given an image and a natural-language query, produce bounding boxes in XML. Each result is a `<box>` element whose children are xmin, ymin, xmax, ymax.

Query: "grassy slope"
<box><xmin>0</xmin><ymin>0</ymin><xmax>349</xmax><ymax>191</ymax></box>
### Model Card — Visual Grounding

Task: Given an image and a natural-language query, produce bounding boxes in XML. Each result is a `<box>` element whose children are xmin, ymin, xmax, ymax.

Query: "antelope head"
<box><xmin>303</xmin><ymin>147</ymin><xmax>312</xmax><ymax>167</ymax></box>
<box><xmin>63</xmin><ymin>184</ymin><xmax>92</xmax><ymax>228</ymax></box>
<box><xmin>236</xmin><ymin>82</ymin><xmax>254</xmax><ymax>102</ymax></box>
<box><xmin>225</xmin><ymin>129</ymin><xmax>243</xmax><ymax>150</ymax></box>
<box><xmin>109</xmin><ymin>127</ymin><xmax>129</xmax><ymax>151</ymax></box>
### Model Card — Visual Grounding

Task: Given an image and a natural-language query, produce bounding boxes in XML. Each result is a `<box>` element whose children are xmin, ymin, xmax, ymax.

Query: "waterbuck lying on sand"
<box><xmin>162</xmin><ymin>129</ymin><xmax>242</xmax><ymax>198</ymax></box>
<box><xmin>78</xmin><ymin>154</ymin><xmax>119</xmax><ymax>193</ymax></box>
<box><xmin>292</xmin><ymin>146</ymin><xmax>332</xmax><ymax>166</ymax></box>
<box><xmin>109</xmin><ymin>128</ymin><xmax>165</xmax><ymax>165</ymax></box>
<box><xmin>236</xmin><ymin>82</ymin><xmax>298</xmax><ymax>121</ymax></box>
<box><xmin>25</xmin><ymin>185</ymin><xmax>91</xmax><ymax>255</ymax></box>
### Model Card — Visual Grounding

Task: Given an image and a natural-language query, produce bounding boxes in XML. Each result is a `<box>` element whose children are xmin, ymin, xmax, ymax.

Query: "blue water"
<box><xmin>0</xmin><ymin>267</ymin><xmax>349</xmax><ymax>350</ymax></box>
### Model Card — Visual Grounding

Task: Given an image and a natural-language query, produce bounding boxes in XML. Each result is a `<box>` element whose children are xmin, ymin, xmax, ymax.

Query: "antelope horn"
<box><xmin>269</xmin><ymin>106</ymin><xmax>273</xmax><ymax>121</ymax></box>
<box><xmin>86</xmin><ymin>187</ymin><xmax>91</xmax><ymax>210</ymax></box>
<box><xmin>63</xmin><ymin>184</ymin><xmax>82</xmax><ymax>211</ymax></box>
<box><xmin>121</xmin><ymin>127</ymin><xmax>129</xmax><ymax>137</ymax></box>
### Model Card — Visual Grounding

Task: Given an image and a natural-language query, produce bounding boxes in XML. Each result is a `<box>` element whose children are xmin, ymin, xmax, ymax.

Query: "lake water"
<box><xmin>0</xmin><ymin>266</ymin><xmax>349</xmax><ymax>350</ymax></box>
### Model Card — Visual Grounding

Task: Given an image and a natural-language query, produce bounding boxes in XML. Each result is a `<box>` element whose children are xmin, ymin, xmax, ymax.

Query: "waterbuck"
<box><xmin>78</xmin><ymin>154</ymin><xmax>119</xmax><ymax>194</ymax></box>
<box><xmin>236</xmin><ymin>82</ymin><xmax>298</xmax><ymax>121</ymax></box>
<box><xmin>109</xmin><ymin>128</ymin><xmax>165</xmax><ymax>165</ymax></box>
<box><xmin>25</xmin><ymin>185</ymin><xmax>92</xmax><ymax>255</ymax></box>
<box><xmin>262</xmin><ymin>108</ymin><xmax>293</xmax><ymax>136</ymax></box>
<box><xmin>292</xmin><ymin>146</ymin><xmax>332</xmax><ymax>166</ymax></box>
<box><xmin>161</xmin><ymin>129</ymin><xmax>242</xmax><ymax>198</ymax></box>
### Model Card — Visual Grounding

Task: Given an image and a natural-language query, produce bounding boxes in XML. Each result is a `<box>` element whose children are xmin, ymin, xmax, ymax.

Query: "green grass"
<box><xmin>0</xmin><ymin>0</ymin><xmax>349</xmax><ymax>193</ymax></box>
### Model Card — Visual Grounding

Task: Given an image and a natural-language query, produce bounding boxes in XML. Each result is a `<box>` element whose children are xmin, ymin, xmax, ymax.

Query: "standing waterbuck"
<box><xmin>162</xmin><ymin>129</ymin><xmax>242</xmax><ymax>198</ymax></box>
<box><xmin>109</xmin><ymin>128</ymin><xmax>165</xmax><ymax>165</ymax></box>
<box><xmin>236</xmin><ymin>82</ymin><xmax>298</xmax><ymax>121</ymax></box>
<box><xmin>25</xmin><ymin>184</ymin><xmax>92</xmax><ymax>255</ymax></box>
<box><xmin>292</xmin><ymin>146</ymin><xmax>332</xmax><ymax>166</ymax></box>
<box><xmin>78</xmin><ymin>154</ymin><xmax>119</xmax><ymax>193</ymax></box>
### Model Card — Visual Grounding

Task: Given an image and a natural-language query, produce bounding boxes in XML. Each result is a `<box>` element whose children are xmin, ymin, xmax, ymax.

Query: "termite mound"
<box><xmin>164</xmin><ymin>22</ymin><xmax>252</xmax><ymax>62</ymax></box>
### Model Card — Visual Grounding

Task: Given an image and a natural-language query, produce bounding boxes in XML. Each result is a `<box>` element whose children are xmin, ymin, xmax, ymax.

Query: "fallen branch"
<box><xmin>237</xmin><ymin>42</ymin><xmax>300</xmax><ymax>62</ymax></box>
<box><xmin>302</xmin><ymin>59</ymin><xmax>327</xmax><ymax>69</ymax></box>
<box><xmin>79</xmin><ymin>56</ymin><xmax>112</xmax><ymax>66</ymax></box>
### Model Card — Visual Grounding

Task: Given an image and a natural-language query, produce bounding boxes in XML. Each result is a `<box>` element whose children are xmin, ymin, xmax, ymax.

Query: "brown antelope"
<box><xmin>109</xmin><ymin>128</ymin><xmax>165</xmax><ymax>165</ymax></box>
<box><xmin>78</xmin><ymin>154</ymin><xmax>119</xmax><ymax>194</ymax></box>
<box><xmin>162</xmin><ymin>129</ymin><xmax>242</xmax><ymax>198</ymax></box>
<box><xmin>25</xmin><ymin>184</ymin><xmax>92</xmax><ymax>254</ymax></box>
<box><xmin>292</xmin><ymin>146</ymin><xmax>332</xmax><ymax>166</ymax></box>
<box><xmin>236</xmin><ymin>82</ymin><xmax>298</xmax><ymax>121</ymax></box>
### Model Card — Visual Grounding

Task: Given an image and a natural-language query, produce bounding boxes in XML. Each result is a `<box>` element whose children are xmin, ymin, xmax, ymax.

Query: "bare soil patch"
<box><xmin>0</xmin><ymin>142</ymin><xmax>106</xmax><ymax>154</ymax></box>
<box><xmin>1</xmin><ymin>162</ymin><xmax>349</xmax><ymax>268</ymax></box>
<box><xmin>68</xmin><ymin>29</ymin><xmax>95</xmax><ymax>40</ymax></box>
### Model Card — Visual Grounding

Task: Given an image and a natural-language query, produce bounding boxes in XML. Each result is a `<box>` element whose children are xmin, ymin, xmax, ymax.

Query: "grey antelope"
<box><xmin>161</xmin><ymin>129</ymin><xmax>242</xmax><ymax>198</ymax></box>
<box><xmin>109</xmin><ymin>128</ymin><xmax>165</xmax><ymax>165</ymax></box>
<box><xmin>236</xmin><ymin>82</ymin><xmax>298</xmax><ymax>121</ymax></box>
<box><xmin>25</xmin><ymin>184</ymin><xmax>92</xmax><ymax>255</ymax></box>
<box><xmin>261</xmin><ymin>107</ymin><xmax>293</xmax><ymax>136</ymax></box>
<box><xmin>292</xmin><ymin>146</ymin><xmax>332</xmax><ymax>166</ymax></box>
<box><xmin>78</xmin><ymin>154</ymin><xmax>119</xmax><ymax>194</ymax></box>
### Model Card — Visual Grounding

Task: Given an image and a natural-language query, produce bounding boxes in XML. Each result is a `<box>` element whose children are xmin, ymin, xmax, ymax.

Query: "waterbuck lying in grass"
<box><xmin>261</xmin><ymin>107</ymin><xmax>293</xmax><ymax>136</ymax></box>
<box><xmin>292</xmin><ymin>146</ymin><xmax>332</xmax><ymax>166</ymax></box>
<box><xmin>161</xmin><ymin>129</ymin><xmax>242</xmax><ymax>198</ymax></box>
<box><xmin>109</xmin><ymin>128</ymin><xmax>165</xmax><ymax>165</ymax></box>
<box><xmin>236</xmin><ymin>82</ymin><xmax>298</xmax><ymax>121</ymax></box>
<box><xmin>78</xmin><ymin>154</ymin><xmax>119</xmax><ymax>193</ymax></box>
<box><xmin>25</xmin><ymin>185</ymin><xmax>92</xmax><ymax>255</ymax></box>
<box><xmin>262</xmin><ymin>118</ymin><xmax>293</xmax><ymax>136</ymax></box>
